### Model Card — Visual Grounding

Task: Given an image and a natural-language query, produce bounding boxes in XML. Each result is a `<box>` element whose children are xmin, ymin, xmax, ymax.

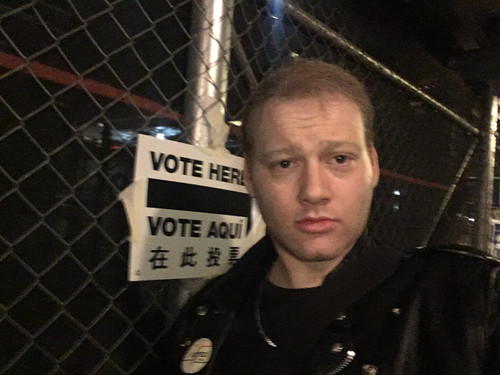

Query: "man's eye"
<box><xmin>334</xmin><ymin>155</ymin><xmax>348</xmax><ymax>164</ymax></box>
<box><xmin>278</xmin><ymin>160</ymin><xmax>292</xmax><ymax>168</ymax></box>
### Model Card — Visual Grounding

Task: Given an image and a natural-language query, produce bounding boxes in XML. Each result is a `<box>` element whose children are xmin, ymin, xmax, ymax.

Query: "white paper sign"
<box><xmin>120</xmin><ymin>135</ymin><xmax>264</xmax><ymax>281</ymax></box>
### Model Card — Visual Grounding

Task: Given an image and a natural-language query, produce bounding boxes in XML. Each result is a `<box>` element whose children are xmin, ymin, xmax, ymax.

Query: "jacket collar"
<box><xmin>201</xmin><ymin>235</ymin><xmax>276</xmax><ymax>309</ymax></box>
<box><xmin>201</xmin><ymin>233</ymin><xmax>405</xmax><ymax>311</ymax></box>
<box><xmin>320</xmin><ymin>236</ymin><xmax>405</xmax><ymax>314</ymax></box>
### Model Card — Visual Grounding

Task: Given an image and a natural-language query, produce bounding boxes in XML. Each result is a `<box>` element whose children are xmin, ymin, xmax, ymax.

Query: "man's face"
<box><xmin>245</xmin><ymin>94</ymin><xmax>379</xmax><ymax>265</ymax></box>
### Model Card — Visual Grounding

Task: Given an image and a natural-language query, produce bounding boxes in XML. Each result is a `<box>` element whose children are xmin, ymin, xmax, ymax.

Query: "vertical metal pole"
<box><xmin>476</xmin><ymin>96</ymin><xmax>497</xmax><ymax>253</ymax></box>
<box><xmin>173</xmin><ymin>0</ymin><xmax>235</xmax><ymax>308</ymax></box>
<box><xmin>183</xmin><ymin>0</ymin><xmax>235</xmax><ymax>151</ymax></box>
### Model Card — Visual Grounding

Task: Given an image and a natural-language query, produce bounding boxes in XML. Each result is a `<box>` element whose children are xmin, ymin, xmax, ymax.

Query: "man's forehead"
<box><xmin>256</xmin><ymin>95</ymin><xmax>362</xmax><ymax>128</ymax></box>
<box><xmin>245</xmin><ymin>94</ymin><xmax>369</xmax><ymax>157</ymax></box>
<box><xmin>255</xmin><ymin>94</ymin><xmax>360</xmax><ymax>123</ymax></box>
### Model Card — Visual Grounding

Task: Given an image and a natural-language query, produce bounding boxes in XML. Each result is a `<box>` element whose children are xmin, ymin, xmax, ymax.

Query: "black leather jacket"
<box><xmin>160</xmin><ymin>236</ymin><xmax>500</xmax><ymax>374</ymax></box>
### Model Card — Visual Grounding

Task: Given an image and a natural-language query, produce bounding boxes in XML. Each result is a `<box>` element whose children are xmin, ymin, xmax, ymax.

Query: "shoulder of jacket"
<box><xmin>408</xmin><ymin>244</ymin><xmax>500</xmax><ymax>265</ymax></box>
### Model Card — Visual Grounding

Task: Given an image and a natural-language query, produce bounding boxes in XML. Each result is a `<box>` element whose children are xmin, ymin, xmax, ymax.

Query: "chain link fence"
<box><xmin>0</xmin><ymin>0</ymin><xmax>491</xmax><ymax>373</ymax></box>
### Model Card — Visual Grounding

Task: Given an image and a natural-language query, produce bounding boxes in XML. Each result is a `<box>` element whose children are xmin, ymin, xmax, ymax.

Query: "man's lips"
<box><xmin>296</xmin><ymin>217</ymin><xmax>337</xmax><ymax>233</ymax></box>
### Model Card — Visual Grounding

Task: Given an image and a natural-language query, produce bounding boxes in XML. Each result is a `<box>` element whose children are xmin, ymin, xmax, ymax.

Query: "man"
<box><xmin>161</xmin><ymin>59</ymin><xmax>500</xmax><ymax>374</ymax></box>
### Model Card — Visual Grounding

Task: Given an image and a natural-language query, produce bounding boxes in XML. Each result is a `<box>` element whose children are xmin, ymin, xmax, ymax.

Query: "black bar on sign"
<box><xmin>147</xmin><ymin>178</ymin><xmax>251</xmax><ymax>217</ymax></box>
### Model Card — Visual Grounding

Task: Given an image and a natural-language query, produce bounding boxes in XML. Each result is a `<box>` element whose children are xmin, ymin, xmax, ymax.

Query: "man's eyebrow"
<box><xmin>257</xmin><ymin>145</ymin><xmax>300</xmax><ymax>159</ymax></box>
<box><xmin>319</xmin><ymin>140</ymin><xmax>362</xmax><ymax>151</ymax></box>
<box><xmin>257</xmin><ymin>141</ymin><xmax>362</xmax><ymax>159</ymax></box>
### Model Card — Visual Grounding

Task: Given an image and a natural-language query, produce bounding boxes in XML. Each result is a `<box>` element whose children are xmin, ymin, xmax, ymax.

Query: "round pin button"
<box><xmin>362</xmin><ymin>364</ymin><xmax>378</xmax><ymax>374</ymax></box>
<box><xmin>196</xmin><ymin>305</ymin><xmax>208</xmax><ymax>316</ymax></box>
<box><xmin>180</xmin><ymin>338</ymin><xmax>213</xmax><ymax>374</ymax></box>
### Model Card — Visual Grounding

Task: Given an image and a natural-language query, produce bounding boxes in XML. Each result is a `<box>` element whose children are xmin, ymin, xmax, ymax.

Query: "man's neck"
<box><xmin>267</xmin><ymin>252</ymin><xmax>346</xmax><ymax>289</ymax></box>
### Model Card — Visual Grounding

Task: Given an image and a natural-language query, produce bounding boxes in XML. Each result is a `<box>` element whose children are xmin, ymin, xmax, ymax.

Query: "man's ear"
<box><xmin>244</xmin><ymin>158</ymin><xmax>255</xmax><ymax>197</ymax></box>
<box><xmin>370</xmin><ymin>147</ymin><xmax>380</xmax><ymax>188</ymax></box>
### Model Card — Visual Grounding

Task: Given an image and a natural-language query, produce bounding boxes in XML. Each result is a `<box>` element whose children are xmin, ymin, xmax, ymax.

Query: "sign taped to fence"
<box><xmin>120</xmin><ymin>134</ymin><xmax>264</xmax><ymax>281</ymax></box>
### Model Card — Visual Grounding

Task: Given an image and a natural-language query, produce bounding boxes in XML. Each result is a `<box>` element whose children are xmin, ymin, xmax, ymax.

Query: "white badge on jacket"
<box><xmin>180</xmin><ymin>338</ymin><xmax>213</xmax><ymax>374</ymax></box>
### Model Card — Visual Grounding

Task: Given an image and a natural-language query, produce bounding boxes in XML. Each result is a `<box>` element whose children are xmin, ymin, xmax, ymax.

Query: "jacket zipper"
<box><xmin>325</xmin><ymin>350</ymin><xmax>356</xmax><ymax>375</ymax></box>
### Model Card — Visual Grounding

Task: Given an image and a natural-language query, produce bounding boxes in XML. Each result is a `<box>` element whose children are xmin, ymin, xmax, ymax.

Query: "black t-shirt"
<box><xmin>213</xmin><ymin>282</ymin><xmax>322</xmax><ymax>374</ymax></box>
<box><xmin>212</xmin><ymin>271</ymin><xmax>350</xmax><ymax>375</ymax></box>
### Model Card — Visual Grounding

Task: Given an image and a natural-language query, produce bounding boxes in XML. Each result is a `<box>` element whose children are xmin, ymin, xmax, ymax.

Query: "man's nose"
<box><xmin>298</xmin><ymin>162</ymin><xmax>330</xmax><ymax>205</ymax></box>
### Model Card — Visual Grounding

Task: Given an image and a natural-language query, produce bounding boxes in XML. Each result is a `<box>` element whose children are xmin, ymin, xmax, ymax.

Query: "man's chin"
<box><xmin>295</xmin><ymin>252</ymin><xmax>344</xmax><ymax>263</ymax></box>
<box><xmin>283</xmin><ymin>245</ymin><xmax>350</xmax><ymax>264</ymax></box>
<box><xmin>271</xmin><ymin>233</ymin><xmax>354</xmax><ymax>262</ymax></box>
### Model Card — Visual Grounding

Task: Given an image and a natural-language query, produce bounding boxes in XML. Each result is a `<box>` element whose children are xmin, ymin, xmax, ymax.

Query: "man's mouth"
<box><xmin>296</xmin><ymin>217</ymin><xmax>337</xmax><ymax>233</ymax></box>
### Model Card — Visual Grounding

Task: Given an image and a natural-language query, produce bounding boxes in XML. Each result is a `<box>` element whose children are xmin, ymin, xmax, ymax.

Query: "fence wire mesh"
<box><xmin>0</xmin><ymin>0</ymin><xmax>489</xmax><ymax>373</ymax></box>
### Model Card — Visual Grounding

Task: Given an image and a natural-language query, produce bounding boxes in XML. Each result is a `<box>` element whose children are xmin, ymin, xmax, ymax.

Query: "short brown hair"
<box><xmin>241</xmin><ymin>59</ymin><xmax>374</xmax><ymax>156</ymax></box>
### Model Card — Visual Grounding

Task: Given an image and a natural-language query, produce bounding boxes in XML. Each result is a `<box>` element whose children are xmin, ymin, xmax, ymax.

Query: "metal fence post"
<box><xmin>476</xmin><ymin>96</ymin><xmax>498</xmax><ymax>252</ymax></box>
<box><xmin>184</xmin><ymin>0</ymin><xmax>235</xmax><ymax>150</ymax></box>
<box><xmin>174</xmin><ymin>0</ymin><xmax>236</xmax><ymax>306</ymax></box>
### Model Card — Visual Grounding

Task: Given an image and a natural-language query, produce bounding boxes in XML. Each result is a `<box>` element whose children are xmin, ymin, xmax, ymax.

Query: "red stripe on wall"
<box><xmin>0</xmin><ymin>51</ymin><xmax>182</xmax><ymax>121</ymax></box>
<box><xmin>381</xmin><ymin>169</ymin><xmax>449</xmax><ymax>191</ymax></box>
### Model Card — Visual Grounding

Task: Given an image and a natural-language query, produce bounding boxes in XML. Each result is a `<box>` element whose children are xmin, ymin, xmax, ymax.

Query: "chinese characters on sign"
<box><xmin>148</xmin><ymin>245</ymin><xmax>239</xmax><ymax>269</ymax></box>
<box><xmin>120</xmin><ymin>135</ymin><xmax>262</xmax><ymax>281</ymax></box>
